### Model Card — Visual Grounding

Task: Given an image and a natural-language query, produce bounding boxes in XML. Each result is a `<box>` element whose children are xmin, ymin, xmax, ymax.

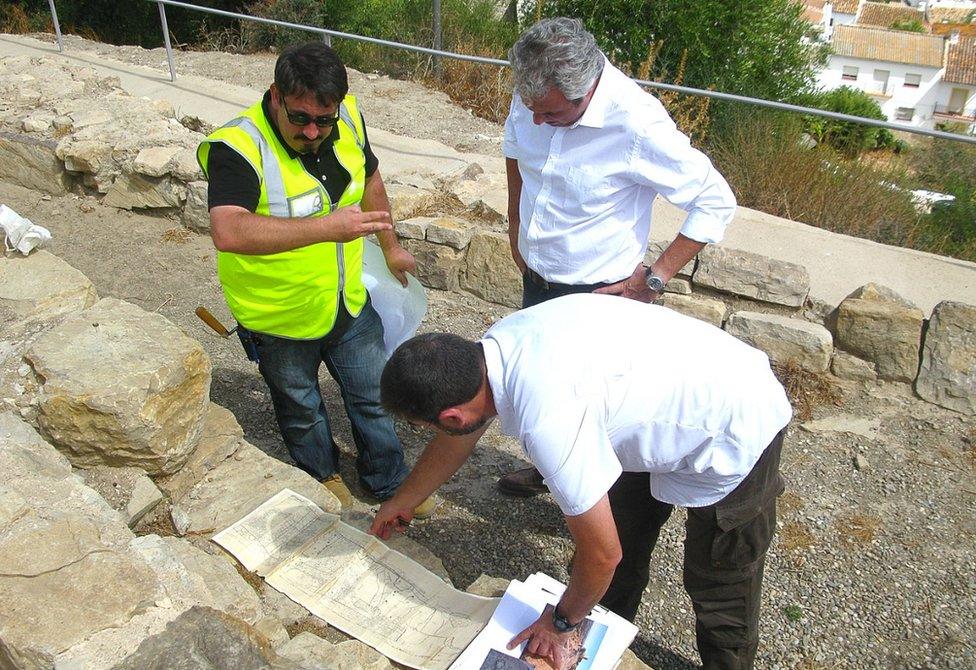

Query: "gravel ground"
<box><xmin>4</xmin><ymin>34</ymin><xmax>976</xmax><ymax>670</ymax></box>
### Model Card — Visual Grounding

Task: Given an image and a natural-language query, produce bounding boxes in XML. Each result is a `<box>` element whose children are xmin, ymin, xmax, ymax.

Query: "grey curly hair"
<box><xmin>508</xmin><ymin>17</ymin><xmax>604</xmax><ymax>104</ymax></box>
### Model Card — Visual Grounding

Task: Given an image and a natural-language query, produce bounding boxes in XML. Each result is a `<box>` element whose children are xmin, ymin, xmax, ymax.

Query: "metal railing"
<box><xmin>42</xmin><ymin>0</ymin><xmax>976</xmax><ymax>145</ymax></box>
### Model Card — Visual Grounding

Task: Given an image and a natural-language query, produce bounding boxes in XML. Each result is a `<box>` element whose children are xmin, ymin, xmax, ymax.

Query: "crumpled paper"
<box><xmin>1</xmin><ymin>204</ymin><xmax>52</xmax><ymax>255</ymax></box>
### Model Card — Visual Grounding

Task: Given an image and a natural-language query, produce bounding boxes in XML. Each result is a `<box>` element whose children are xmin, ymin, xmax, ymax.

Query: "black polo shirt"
<box><xmin>206</xmin><ymin>90</ymin><xmax>379</xmax><ymax>211</ymax></box>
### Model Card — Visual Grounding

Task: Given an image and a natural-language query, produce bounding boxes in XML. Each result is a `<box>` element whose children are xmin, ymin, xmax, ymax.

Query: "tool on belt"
<box><xmin>195</xmin><ymin>306</ymin><xmax>260</xmax><ymax>362</ymax></box>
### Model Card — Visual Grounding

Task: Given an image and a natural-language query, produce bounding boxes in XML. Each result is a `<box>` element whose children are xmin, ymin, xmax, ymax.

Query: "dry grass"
<box><xmin>423</xmin><ymin>42</ymin><xmax>513</xmax><ymax>124</ymax></box>
<box><xmin>0</xmin><ymin>4</ymin><xmax>30</xmax><ymax>33</ymax></box>
<box><xmin>835</xmin><ymin>512</ymin><xmax>881</xmax><ymax>546</ymax></box>
<box><xmin>778</xmin><ymin>491</ymin><xmax>806</xmax><ymax>516</ymax></box>
<box><xmin>397</xmin><ymin>191</ymin><xmax>501</xmax><ymax>228</ymax></box>
<box><xmin>779</xmin><ymin>520</ymin><xmax>816</xmax><ymax>552</ymax></box>
<box><xmin>133</xmin><ymin>505</ymin><xmax>178</xmax><ymax>537</ymax></box>
<box><xmin>233</xmin><ymin>561</ymin><xmax>265</xmax><ymax>593</ymax></box>
<box><xmin>773</xmin><ymin>360</ymin><xmax>843</xmax><ymax>422</ymax></box>
<box><xmin>161</xmin><ymin>226</ymin><xmax>192</xmax><ymax>244</ymax></box>
<box><xmin>635</xmin><ymin>45</ymin><xmax>711</xmax><ymax>145</ymax></box>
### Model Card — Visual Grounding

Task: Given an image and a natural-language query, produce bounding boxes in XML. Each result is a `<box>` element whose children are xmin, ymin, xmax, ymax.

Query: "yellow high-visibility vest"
<box><xmin>197</xmin><ymin>95</ymin><xmax>368</xmax><ymax>339</ymax></box>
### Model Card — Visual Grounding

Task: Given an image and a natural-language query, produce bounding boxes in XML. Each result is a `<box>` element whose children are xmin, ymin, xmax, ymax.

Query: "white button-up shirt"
<box><xmin>482</xmin><ymin>294</ymin><xmax>792</xmax><ymax>516</ymax></box>
<box><xmin>503</xmin><ymin>59</ymin><xmax>737</xmax><ymax>285</ymax></box>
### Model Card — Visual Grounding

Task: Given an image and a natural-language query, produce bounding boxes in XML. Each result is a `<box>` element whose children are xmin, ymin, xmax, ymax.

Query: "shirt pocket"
<box><xmin>565</xmin><ymin>165</ymin><xmax>618</xmax><ymax>204</ymax></box>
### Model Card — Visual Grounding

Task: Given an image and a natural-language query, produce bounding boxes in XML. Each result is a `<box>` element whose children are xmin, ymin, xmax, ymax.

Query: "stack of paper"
<box><xmin>450</xmin><ymin>572</ymin><xmax>638</xmax><ymax>670</ymax></box>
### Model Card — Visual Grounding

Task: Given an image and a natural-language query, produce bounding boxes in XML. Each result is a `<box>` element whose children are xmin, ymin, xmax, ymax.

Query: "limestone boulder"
<box><xmin>133</xmin><ymin>146</ymin><xmax>183</xmax><ymax>178</ymax></box>
<box><xmin>402</xmin><ymin>239</ymin><xmax>464</xmax><ymax>291</ymax></box>
<box><xmin>426</xmin><ymin>216</ymin><xmax>474</xmax><ymax>249</ymax></box>
<box><xmin>446</xmin><ymin>172</ymin><xmax>507</xmax><ymax>224</ymax></box>
<box><xmin>831</xmin><ymin>350</ymin><xmax>878</xmax><ymax>382</ymax></box>
<box><xmin>460</xmin><ymin>231</ymin><xmax>522</xmax><ymax>308</ymax></box>
<box><xmin>0</xmin><ymin>132</ymin><xmax>70</xmax><ymax>194</ymax></box>
<box><xmin>0</xmin><ymin>250</ymin><xmax>97</xmax><ymax>329</ymax></box>
<box><xmin>182</xmin><ymin>179</ymin><xmax>211</xmax><ymax>232</ymax></box>
<box><xmin>387</xmin><ymin>183</ymin><xmax>438</xmax><ymax>222</ymax></box>
<box><xmin>26</xmin><ymin>298</ymin><xmax>212</xmax><ymax>475</ymax></box>
<box><xmin>660</xmin><ymin>293</ymin><xmax>727</xmax><ymax>328</ymax></box>
<box><xmin>834</xmin><ymin>283</ymin><xmax>923</xmax><ymax>382</ymax></box>
<box><xmin>396</xmin><ymin>216</ymin><xmax>429</xmax><ymax>240</ymax></box>
<box><xmin>726</xmin><ymin>311</ymin><xmax>833</xmax><ymax>372</ymax></box>
<box><xmin>103</xmin><ymin>172</ymin><xmax>187</xmax><ymax>210</ymax></box>
<box><xmin>110</xmin><ymin>606</ymin><xmax>299</xmax><ymax>670</ymax></box>
<box><xmin>155</xmin><ymin>402</ymin><xmax>244</xmax><ymax>503</ymax></box>
<box><xmin>278</xmin><ymin>632</ymin><xmax>393</xmax><ymax>670</ymax></box>
<box><xmin>915</xmin><ymin>301</ymin><xmax>976</xmax><ymax>415</ymax></box>
<box><xmin>81</xmin><ymin>465</ymin><xmax>164</xmax><ymax>527</ymax></box>
<box><xmin>695</xmin><ymin>246</ymin><xmax>810</xmax><ymax>307</ymax></box>
<box><xmin>171</xmin><ymin>147</ymin><xmax>205</xmax><ymax>182</ymax></box>
<box><xmin>465</xmin><ymin>574</ymin><xmax>510</xmax><ymax>597</ymax></box>
<box><xmin>171</xmin><ymin>441</ymin><xmax>340</xmax><ymax>537</ymax></box>
<box><xmin>0</xmin><ymin>413</ymin><xmax>158</xmax><ymax>669</ymax></box>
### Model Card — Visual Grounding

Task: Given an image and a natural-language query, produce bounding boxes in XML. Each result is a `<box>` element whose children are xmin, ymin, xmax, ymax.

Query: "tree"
<box><xmin>526</xmin><ymin>0</ymin><xmax>829</xmax><ymax>103</ymax></box>
<box><xmin>890</xmin><ymin>18</ymin><xmax>926</xmax><ymax>33</ymax></box>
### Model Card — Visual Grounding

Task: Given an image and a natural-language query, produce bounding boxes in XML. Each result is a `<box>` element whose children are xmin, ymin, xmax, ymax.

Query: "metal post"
<box><xmin>432</xmin><ymin>0</ymin><xmax>442</xmax><ymax>78</ymax></box>
<box><xmin>157</xmin><ymin>1</ymin><xmax>177</xmax><ymax>81</ymax></box>
<box><xmin>322</xmin><ymin>31</ymin><xmax>331</xmax><ymax>47</ymax></box>
<box><xmin>47</xmin><ymin>0</ymin><xmax>63</xmax><ymax>53</ymax></box>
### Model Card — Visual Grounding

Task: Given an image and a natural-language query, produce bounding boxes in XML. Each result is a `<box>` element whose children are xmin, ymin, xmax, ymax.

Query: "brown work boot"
<box><xmin>412</xmin><ymin>495</ymin><xmax>438</xmax><ymax>520</ymax></box>
<box><xmin>321</xmin><ymin>474</ymin><xmax>353</xmax><ymax>508</ymax></box>
<box><xmin>497</xmin><ymin>466</ymin><xmax>546</xmax><ymax>497</ymax></box>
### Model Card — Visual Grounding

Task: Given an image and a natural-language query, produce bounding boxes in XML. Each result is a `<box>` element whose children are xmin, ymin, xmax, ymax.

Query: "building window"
<box><xmin>895</xmin><ymin>107</ymin><xmax>915</xmax><ymax>121</ymax></box>
<box><xmin>904</xmin><ymin>73</ymin><xmax>921</xmax><ymax>88</ymax></box>
<box><xmin>842</xmin><ymin>66</ymin><xmax>858</xmax><ymax>81</ymax></box>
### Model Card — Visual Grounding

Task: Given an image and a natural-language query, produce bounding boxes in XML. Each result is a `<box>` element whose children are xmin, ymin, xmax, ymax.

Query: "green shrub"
<box><xmin>801</xmin><ymin>86</ymin><xmax>894</xmax><ymax>157</ymax></box>
<box><xmin>890</xmin><ymin>18</ymin><xmax>925</xmax><ymax>33</ymax></box>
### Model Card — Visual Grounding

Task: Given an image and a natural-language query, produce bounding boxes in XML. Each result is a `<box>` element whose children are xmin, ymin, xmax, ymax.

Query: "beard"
<box><xmin>440</xmin><ymin>415</ymin><xmax>488</xmax><ymax>436</ymax></box>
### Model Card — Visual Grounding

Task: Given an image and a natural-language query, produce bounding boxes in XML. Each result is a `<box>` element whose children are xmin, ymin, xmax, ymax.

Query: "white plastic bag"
<box><xmin>0</xmin><ymin>205</ymin><xmax>51</xmax><ymax>255</ymax></box>
<box><xmin>361</xmin><ymin>239</ymin><xmax>428</xmax><ymax>358</ymax></box>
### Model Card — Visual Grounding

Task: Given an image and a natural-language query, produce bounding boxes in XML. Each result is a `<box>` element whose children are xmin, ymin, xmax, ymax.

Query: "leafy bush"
<box><xmin>801</xmin><ymin>86</ymin><xmax>895</xmax><ymax>156</ymax></box>
<box><xmin>890</xmin><ymin>18</ymin><xmax>925</xmax><ymax>33</ymax></box>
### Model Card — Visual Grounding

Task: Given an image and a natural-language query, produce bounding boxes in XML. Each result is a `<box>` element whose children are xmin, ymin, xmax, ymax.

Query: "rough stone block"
<box><xmin>447</xmin><ymin>172</ymin><xmax>507</xmax><ymax>225</ymax></box>
<box><xmin>171</xmin><ymin>147</ymin><xmax>205</xmax><ymax>182</ymax></box>
<box><xmin>278</xmin><ymin>632</ymin><xmax>393</xmax><ymax>670</ymax></box>
<box><xmin>726</xmin><ymin>311</ymin><xmax>833</xmax><ymax>371</ymax></box>
<box><xmin>58</xmin><ymin>137</ymin><xmax>112</xmax><ymax>174</ymax></box>
<box><xmin>0</xmin><ymin>132</ymin><xmax>70</xmax><ymax>194</ymax></box>
<box><xmin>155</xmin><ymin>402</ymin><xmax>243</xmax><ymax>503</ymax></box>
<box><xmin>26</xmin><ymin>298</ymin><xmax>212</xmax><ymax>475</ymax></box>
<box><xmin>660</xmin><ymin>293</ymin><xmax>727</xmax><ymax>328</ymax></box>
<box><xmin>460</xmin><ymin>231</ymin><xmax>522</xmax><ymax>308</ymax></box>
<box><xmin>916</xmin><ymin>300</ymin><xmax>976</xmax><ymax>415</ymax></box>
<box><xmin>402</xmin><ymin>239</ymin><xmax>464</xmax><ymax>291</ymax></box>
<box><xmin>387</xmin><ymin>184</ymin><xmax>436</xmax><ymax>222</ymax></box>
<box><xmin>182</xmin><ymin>180</ymin><xmax>211</xmax><ymax>232</ymax></box>
<box><xmin>171</xmin><ymin>441</ymin><xmax>340</xmax><ymax>537</ymax></box>
<box><xmin>465</xmin><ymin>574</ymin><xmax>510</xmax><ymax>598</ymax></box>
<box><xmin>664</xmin><ymin>277</ymin><xmax>692</xmax><ymax>295</ymax></box>
<box><xmin>695</xmin><ymin>246</ymin><xmax>810</xmax><ymax>307</ymax></box>
<box><xmin>396</xmin><ymin>217</ymin><xmax>428</xmax><ymax>240</ymax></box>
<box><xmin>133</xmin><ymin>146</ymin><xmax>183</xmax><ymax>178</ymax></box>
<box><xmin>126</xmin><ymin>475</ymin><xmax>164</xmax><ymax>526</ymax></box>
<box><xmin>425</xmin><ymin>216</ymin><xmax>474</xmax><ymax>249</ymax></box>
<box><xmin>835</xmin><ymin>283</ymin><xmax>923</xmax><ymax>383</ymax></box>
<box><xmin>103</xmin><ymin>172</ymin><xmax>187</xmax><ymax>210</ymax></box>
<box><xmin>831</xmin><ymin>350</ymin><xmax>878</xmax><ymax>382</ymax></box>
<box><xmin>0</xmin><ymin>250</ymin><xmax>97</xmax><ymax>328</ymax></box>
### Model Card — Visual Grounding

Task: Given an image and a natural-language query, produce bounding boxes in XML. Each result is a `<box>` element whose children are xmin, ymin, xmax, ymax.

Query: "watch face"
<box><xmin>646</xmin><ymin>275</ymin><xmax>666</xmax><ymax>293</ymax></box>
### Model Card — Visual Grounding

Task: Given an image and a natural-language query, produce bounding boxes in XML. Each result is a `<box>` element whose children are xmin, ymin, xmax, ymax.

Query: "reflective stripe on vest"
<box><xmin>197</xmin><ymin>95</ymin><xmax>369</xmax><ymax>340</ymax></box>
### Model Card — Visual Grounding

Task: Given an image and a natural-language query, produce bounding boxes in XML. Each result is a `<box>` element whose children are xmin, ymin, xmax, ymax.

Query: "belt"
<box><xmin>525</xmin><ymin>268</ymin><xmax>615</xmax><ymax>292</ymax></box>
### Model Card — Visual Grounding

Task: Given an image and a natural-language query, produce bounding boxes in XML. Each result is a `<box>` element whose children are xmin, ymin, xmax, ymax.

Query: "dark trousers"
<box><xmin>521</xmin><ymin>268</ymin><xmax>615</xmax><ymax>308</ymax></box>
<box><xmin>600</xmin><ymin>432</ymin><xmax>785</xmax><ymax>670</ymax></box>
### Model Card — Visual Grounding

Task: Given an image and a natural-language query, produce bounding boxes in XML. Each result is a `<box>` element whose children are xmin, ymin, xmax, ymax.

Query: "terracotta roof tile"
<box><xmin>831</xmin><ymin>25</ymin><xmax>945</xmax><ymax>67</ymax></box>
<box><xmin>945</xmin><ymin>36</ymin><xmax>976</xmax><ymax>85</ymax></box>
<box><xmin>857</xmin><ymin>2</ymin><xmax>927</xmax><ymax>30</ymax></box>
<box><xmin>833</xmin><ymin>0</ymin><xmax>861</xmax><ymax>15</ymax></box>
<box><xmin>928</xmin><ymin>7</ymin><xmax>976</xmax><ymax>25</ymax></box>
<box><xmin>799</xmin><ymin>0</ymin><xmax>825</xmax><ymax>23</ymax></box>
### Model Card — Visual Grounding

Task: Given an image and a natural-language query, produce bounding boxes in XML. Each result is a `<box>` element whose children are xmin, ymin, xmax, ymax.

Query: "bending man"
<box><xmin>370</xmin><ymin>294</ymin><xmax>791</xmax><ymax>670</ymax></box>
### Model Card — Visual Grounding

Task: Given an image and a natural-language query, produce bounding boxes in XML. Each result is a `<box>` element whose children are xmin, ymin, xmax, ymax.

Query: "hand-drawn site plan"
<box><xmin>212</xmin><ymin>488</ymin><xmax>497</xmax><ymax>670</ymax></box>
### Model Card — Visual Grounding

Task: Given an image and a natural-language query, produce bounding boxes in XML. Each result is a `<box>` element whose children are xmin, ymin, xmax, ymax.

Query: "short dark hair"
<box><xmin>274</xmin><ymin>42</ymin><xmax>349</xmax><ymax>107</ymax></box>
<box><xmin>381</xmin><ymin>333</ymin><xmax>484</xmax><ymax>423</ymax></box>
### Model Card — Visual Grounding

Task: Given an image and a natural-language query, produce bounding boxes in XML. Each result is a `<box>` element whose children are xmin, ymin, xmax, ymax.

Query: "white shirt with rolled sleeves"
<box><xmin>481</xmin><ymin>294</ymin><xmax>793</xmax><ymax>516</ymax></box>
<box><xmin>502</xmin><ymin>58</ymin><xmax>736</xmax><ymax>285</ymax></box>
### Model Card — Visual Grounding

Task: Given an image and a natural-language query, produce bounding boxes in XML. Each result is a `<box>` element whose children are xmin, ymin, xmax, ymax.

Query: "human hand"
<box><xmin>507</xmin><ymin>607</ymin><xmax>572</xmax><ymax>670</ymax></box>
<box><xmin>368</xmin><ymin>499</ymin><xmax>413</xmax><ymax>540</ymax></box>
<box><xmin>327</xmin><ymin>206</ymin><xmax>392</xmax><ymax>242</ymax></box>
<box><xmin>593</xmin><ymin>263</ymin><xmax>658</xmax><ymax>303</ymax></box>
<box><xmin>383</xmin><ymin>244</ymin><xmax>416</xmax><ymax>287</ymax></box>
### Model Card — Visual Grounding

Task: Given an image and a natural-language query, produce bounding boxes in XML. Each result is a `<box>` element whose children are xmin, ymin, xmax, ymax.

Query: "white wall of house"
<box><xmin>831</xmin><ymin>11</ymin><xmax>858</xmax><ymax>29</ymax></box>
<box><xmin>934</xmin><ymin>81</ymin><xmax>976</xmax><ymax>130</ymax></box>
<box><xmin>819</xmin><ymin>54</ymin><xmax>944</xmax><ymax>127</ymax></box>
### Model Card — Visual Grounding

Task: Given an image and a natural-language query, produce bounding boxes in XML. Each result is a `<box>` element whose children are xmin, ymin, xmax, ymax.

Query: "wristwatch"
<box><xmin>551</xmin><ymin>604</ymin><xmax>582</xmax><ymax>633</ymax></box>
<box><xmin>644</xmin><ymin>266</ymin><xmax>666</xmax><ymax>295</ymax></box>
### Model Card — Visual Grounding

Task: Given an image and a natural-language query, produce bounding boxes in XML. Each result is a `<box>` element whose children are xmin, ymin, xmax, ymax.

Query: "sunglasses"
<box><xmin>281</xmin><ymin>98</ymin><xmax>338</xmax><ymax>128</ymax></box>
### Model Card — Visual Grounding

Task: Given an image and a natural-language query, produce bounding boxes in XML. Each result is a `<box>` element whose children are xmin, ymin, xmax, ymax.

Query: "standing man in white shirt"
<box><xmin>370</xmin><ymin>295</ymin><xmax>792</xmax><ymax>670</ymax></box>
<box><xmin>499</xmin><ymin>17</ymin><xmax>737</xmax><ymax>497</ymax></box>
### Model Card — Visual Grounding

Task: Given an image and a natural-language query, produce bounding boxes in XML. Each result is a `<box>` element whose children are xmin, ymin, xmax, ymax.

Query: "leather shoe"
<box><xmin>321</xmin><ymin>474</ymin><xmax>353</xmax><ymax>508</ymax></box>
<box><xmin>497</xmin><ymin>466</ymin><xmax>546</xmax><ymax>497</ymax></box>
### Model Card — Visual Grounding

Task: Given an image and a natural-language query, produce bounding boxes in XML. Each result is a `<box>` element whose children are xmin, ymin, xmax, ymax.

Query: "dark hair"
<box><xmin>381</xmin><ymin>333</ymin><xmax>484</xmax><ymax>423</ymax></box>
<box><xmin>274</xmin><ymin>42</ymin><xmax>349</xmax><ymax>107</ymax></box>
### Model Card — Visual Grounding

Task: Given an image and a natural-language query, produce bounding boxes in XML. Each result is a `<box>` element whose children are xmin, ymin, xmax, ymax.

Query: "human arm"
<box><xmin>361</xmin><ymin>167</ymin><xmax>416</xmax><ymax>287</ymax></box>
<box><xmin>507</xmin><ymin>495</ymin><xmax>622</xmax><ymax>668</ymax></box>
<box><xmin>506</xmin><ymin>157</ymin><xmax>526</xmax><ymax>273</ymax></box>
<box><xmin>368</xmin><ymin>423</ymin><xmax>489</xmax><ymax>539</ymax></box>
<box><xmin>593</xmin><ymin>233</ymin><xmax>705</xmax><ymax>302</ymax></box>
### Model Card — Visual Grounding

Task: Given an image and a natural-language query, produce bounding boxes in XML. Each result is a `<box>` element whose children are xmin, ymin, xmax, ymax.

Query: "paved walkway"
<box><xmin>2</xmin><ymin>33</ymin><xmax>973</xmax><ymax>314</ymax></box>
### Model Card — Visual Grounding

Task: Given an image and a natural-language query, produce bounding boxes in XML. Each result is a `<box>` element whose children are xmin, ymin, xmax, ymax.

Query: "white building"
<box><xmin>818</xmin><ymin>25</ymin><xmax>946</xmax><ymax>128</ymax></box>
<box><xmin>935</xmin><ymin>35</ymin><xmax>976</xmax><ymax>130</ymax></box>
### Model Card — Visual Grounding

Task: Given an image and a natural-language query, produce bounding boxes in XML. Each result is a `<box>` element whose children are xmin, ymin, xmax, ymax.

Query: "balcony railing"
<box><xmin>934</xmin><ymin>104</ymin><xmax>976</xmax><ymax>121</ymax></box>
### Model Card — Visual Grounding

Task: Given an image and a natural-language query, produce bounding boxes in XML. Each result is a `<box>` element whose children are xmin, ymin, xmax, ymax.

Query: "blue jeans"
<box><xmin>247</xmin><ymin>299</ymin><xmax>407</xmax><ymax>499</ymax></box>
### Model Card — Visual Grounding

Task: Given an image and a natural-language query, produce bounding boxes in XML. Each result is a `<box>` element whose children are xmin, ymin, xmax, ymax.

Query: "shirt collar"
<box><xmin>573</xmin><ymin>56</ymin><xmax>612</xmax><ymax>130</ymax></box>
<box><xmin>261</xmin><ymin>89</ymin><xmax>339</xmax><ymax>160</ymax></box>
<box><xmin>480</xmin><ymin>337</ymin><xmax>517</xmax><ymax>437</ymax></box>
